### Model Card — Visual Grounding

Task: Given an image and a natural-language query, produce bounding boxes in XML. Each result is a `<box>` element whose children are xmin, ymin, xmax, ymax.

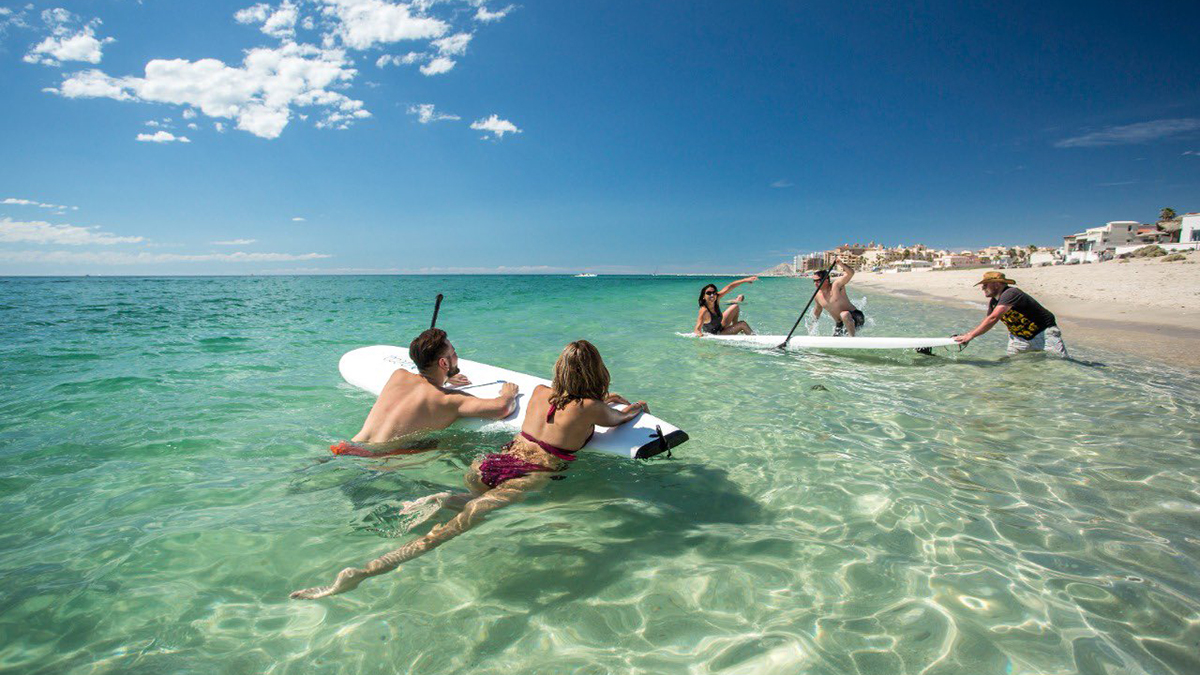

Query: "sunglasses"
<box><xmin>704</xmin><ymin>290</ymin><xmax>716</xmax><ymax>295</ymax></box>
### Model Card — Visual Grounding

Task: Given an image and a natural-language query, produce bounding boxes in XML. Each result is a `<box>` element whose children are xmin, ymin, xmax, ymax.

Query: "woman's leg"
<box><xmin>290</xmin><ymin>472</ymin><xmax>552</xmax><ymax>599</ymax></box>
<box><xmin>721</xmin><ymin>304</ymin><xmax>740</xmax><ymax>326</ymax></box>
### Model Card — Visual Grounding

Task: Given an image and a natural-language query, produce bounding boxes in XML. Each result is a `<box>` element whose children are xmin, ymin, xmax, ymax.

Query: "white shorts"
<box><xmin>1007</xmin><ymin>326</ymin><xmax>1068</xmax><ymax>358</ymax></box>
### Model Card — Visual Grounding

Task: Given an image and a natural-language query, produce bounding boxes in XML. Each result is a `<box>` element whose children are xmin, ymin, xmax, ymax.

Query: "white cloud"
<box><xmin>1055</xmin><ymin>118</ymin><xmax>1200</xmax><ymax>148</ymax></box>
<box><xmin>235</xmin><ymin>1</ymin><xmax>298</xmax><ymax>39</ymax></box>
<box><xmin>474</xmin><ymin>5</ymin><xmax>513</xmax><ymax>23</ymax></box>
<box><xmin>407</xmin><ymin>103</ymin><xmax>458</xmax><ymax>123</ymax></box>
<box><xmin>376</xmin><ymin>51</ymin><xmax>424</xmax><ymax>67</ymax></box>
<box><xmin>23</xmin><ymin>9</ymin><xmax>114</xmax><ymax>66</ymax></box>
<box><xmin>214</xmin><ymin>121</ymin><xmax>226</xmax><ymax>132</ymax></box>
<box><xmin>48</xmin><ymin>42</ymin><xmax>367</xmax><ymax>139</ymax></box>
<box><xmin>0</xmin><ymin>217</ymin><xmax>143</xmax><ymax>245</ymax></box>
<box><xmin>470</xmin><ymin>113</ymin><xmax>520</xmax><ymax>139</ymax></box>
<box><xmin>0</xmin><ymin>250</ymin><xmax>332</xmax><ymax>264</ymax></box>
<box><xmin>187</xmin><ymin>123</ymin><xmax>199</xmax><ymax>130</ymax></box>
<box><xmin>1183</xmin><ymin>150</ymin><xmax>1200</xmax><ymax>156</ymax></box>
<box><xmin>3</xmin><ymin>197</ymin><xmax>78</xmax><ymax>210</ymax></box>
<box><xmin>292</xmin><ymin>216</ymin><xmax>306</xmax><ymax>221</ymax></box>
<box><xmin>770</xmin><ymin>180</ymin><xmax>793</xmax><ymax>188</ymax></box>
<box><xmin>182</xmin><ymin>108</ymin><xmax>197</xmax><ymax>119</ymax></box>
<box><xmin>321</xmin><ymin>0</ymin><xmax>448</xmax><ymax>50</ymax></box>
<box><xmin>432</xmin><ymin>32</ymin><xmax>471</xmax><ymax>56</ymax></box>
<box><xmin>212</xmin><ymin>238</ymin><xmax>258</xmax><ymax>245</ymax></box>
<box><xmin>137</xmin><ymin>131</ymin><xmax>191</xmax><ymax>143</ymax></box>
<box><xmin>420</xmin><ymin>56</ymin><xmax>454</xmax><ymax>75</ymax></box>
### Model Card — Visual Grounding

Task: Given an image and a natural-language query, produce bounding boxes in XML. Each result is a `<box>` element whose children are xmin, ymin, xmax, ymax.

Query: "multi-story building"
<box><xmin>1063</xmin><ymin>221</ymin><xmax>1140</xmax><ymax>262</ymax></box>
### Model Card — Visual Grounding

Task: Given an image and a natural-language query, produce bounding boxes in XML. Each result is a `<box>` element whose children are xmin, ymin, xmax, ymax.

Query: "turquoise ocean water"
<box><xmin>2</xmin><ymin>275</ymin><xmax>1198</xmax><ymax>674</ymax></box>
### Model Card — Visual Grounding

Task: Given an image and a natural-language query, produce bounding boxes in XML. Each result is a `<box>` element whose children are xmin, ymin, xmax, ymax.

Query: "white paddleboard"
<box><xmin>679</xmin><ymin>333</ymin><xmax>958</xmax><ymax>350</ymax></box>
<box><xmin>339</xmin><ymin>346</ymin><xmax>688</xmax><ymax>459</ymax></box>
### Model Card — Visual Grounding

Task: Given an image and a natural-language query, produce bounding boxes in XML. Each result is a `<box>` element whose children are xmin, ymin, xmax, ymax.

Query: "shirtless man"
<box><xmin>330</xmin><ymin>328</ymin><xmax>518</xmax><ymax>456</ymax></box>
<box><xmin>812</xmin><ymin>260</ymin><xmax>865</xmax><ymax>337</ymax></box>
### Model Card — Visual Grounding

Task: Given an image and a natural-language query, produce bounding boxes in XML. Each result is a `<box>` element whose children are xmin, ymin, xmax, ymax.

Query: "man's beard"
<box><xmin>447</xmin><ymin>364</ymin><xmax>460</xmax><ymax>377</ymax></box>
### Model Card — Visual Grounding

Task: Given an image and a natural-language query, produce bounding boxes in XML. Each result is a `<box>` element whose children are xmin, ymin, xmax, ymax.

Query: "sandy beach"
<box><xmin>854</xmin><ymin>253</ymin><xmax>1200</xmax><ymax>369</ymax></box>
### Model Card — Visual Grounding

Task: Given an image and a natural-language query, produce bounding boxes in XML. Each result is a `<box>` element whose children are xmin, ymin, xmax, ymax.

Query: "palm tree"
<box><xmin>1159</xmin><ymin>207</ymin><xmax>1176</xmax><ymax>222</ymax></box>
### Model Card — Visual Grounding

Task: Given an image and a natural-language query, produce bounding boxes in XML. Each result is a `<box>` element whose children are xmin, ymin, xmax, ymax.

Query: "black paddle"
<box><xmin>778</xmin><ymin>261</ymin><xmax>838</xmax><ymax>349</ymax></box>
<box><xmin>430</xmin><ymin>293</ymin><xmax>443</xmax><ymax>328</ymax></box>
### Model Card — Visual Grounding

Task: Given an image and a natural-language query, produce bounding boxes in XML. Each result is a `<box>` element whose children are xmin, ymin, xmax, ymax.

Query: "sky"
<box><xmin>1</xmin><ymin>0</ymin><xmax>1198</xmax><ymax>275</ymax></box>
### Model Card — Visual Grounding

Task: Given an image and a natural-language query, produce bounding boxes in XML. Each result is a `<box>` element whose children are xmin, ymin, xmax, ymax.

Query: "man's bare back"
<box><xmin>346</xmin><ymin>329</ymin><xmax>517</xmax><ymax>448</ymax></box>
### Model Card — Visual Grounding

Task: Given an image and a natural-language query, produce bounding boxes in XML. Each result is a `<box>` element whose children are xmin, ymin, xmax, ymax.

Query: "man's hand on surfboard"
<box><xmin>605</xmin><ymin>393</ymin><xmax>630</xmax><ymax>406</ymax></box>
<box><xmin>447</xmin><ymin>373</ymin><xmax>471</xmax><ymax>386</ymax></box>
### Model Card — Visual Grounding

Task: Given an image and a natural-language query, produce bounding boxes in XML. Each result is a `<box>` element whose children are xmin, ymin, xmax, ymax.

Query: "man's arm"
<box><xmin>955</xmin><ymin>305</ymin><xmax>1009</xmax><ymax>345</ymax></box>
<box><xmin>452</xmin><ymin>382</ymin><xmax>519</xmax><ymax>419</ymax></box>
<box><xmin>812</xmin><ymin>301</ymin><xmax>822</xmax><ymax>320</ymax></box>
<box><xmin>833</xmin><ymin>262</ymin><xmax>854</xmax><ymax>288</ymax></box>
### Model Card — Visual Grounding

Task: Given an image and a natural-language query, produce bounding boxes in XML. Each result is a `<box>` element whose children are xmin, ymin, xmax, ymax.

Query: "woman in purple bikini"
<box><xmin>291</xmin><ymin>340</ymin><xmax>648</xmax><ymax>599</ymax></box>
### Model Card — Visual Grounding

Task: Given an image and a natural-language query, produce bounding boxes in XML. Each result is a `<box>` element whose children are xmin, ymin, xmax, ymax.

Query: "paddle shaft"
<box><xmin>778</xmin><ymin>261</ymin><xmax>838</xmax><ymax>349</ymax></box>
<box><xmin>430</xmin><ymin>294</ymin><xmax>444</xmax><ymax>328</ymax></box>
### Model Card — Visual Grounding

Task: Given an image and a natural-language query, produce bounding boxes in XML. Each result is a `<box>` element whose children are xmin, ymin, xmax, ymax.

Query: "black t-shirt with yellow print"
<box><xmin>988</xmin><ymin>287</ymin><xmax>1056</xmax><ymax>339</ymax></box>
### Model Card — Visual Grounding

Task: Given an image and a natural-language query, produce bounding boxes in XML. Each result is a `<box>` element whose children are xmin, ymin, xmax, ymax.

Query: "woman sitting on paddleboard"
<box><xmin>291</xmin><ymin>340</ymin><xmax>648</xmax><ymax>599</ymax></box>
<box><xmin>694</xmin><ymin>277</ymin><xmax>756</xmax><ymax>335</ymax></box>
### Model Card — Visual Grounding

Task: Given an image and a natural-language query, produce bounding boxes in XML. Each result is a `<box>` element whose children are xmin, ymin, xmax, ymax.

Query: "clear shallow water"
<box><xmin>1</xmin><ymin>275</ymin><xmax>1198</xmax><ymax>675</ymax></box>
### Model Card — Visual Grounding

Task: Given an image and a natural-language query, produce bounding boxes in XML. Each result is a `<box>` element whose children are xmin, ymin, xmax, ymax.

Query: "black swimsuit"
<box><xmin>702</xmin><ymin>302</ymin><xmax>723</xmax><ymax>334</ymax></box>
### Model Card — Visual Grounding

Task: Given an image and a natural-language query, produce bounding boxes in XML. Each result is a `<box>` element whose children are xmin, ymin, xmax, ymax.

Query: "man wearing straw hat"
<box><xmin>953</xmin><ymin>272</ymin><xmax>1068</xmax><ymax>357</ymax></box>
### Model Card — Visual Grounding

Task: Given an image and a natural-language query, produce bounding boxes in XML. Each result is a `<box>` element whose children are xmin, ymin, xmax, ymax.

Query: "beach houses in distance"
<box><xmin>1063</xmin><ymin>217</ymin><xmax>1200</xmax><ymax>263</ymax></box>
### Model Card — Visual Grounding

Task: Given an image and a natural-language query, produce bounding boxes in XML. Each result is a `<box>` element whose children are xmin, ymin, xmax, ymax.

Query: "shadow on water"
<box><xmin>457</xmin><ymin>461</ymin><xmax>764</xmax><ymax>666</ymax></box>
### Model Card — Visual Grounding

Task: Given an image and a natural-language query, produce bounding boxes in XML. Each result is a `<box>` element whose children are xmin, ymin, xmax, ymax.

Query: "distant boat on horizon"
<box><xmin>574</xmin><ymin>273</ymin><xmax>598</xmax><ymax>278</ymax></box>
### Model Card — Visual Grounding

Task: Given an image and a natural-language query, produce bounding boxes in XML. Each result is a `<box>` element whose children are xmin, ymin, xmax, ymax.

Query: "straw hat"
<box><xmin>974</xmin><ymin>271</ymin><xmax>1017</xmax><ymax>286</ymax></box>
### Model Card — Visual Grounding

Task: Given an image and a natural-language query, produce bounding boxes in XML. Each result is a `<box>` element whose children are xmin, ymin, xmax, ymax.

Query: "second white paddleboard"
<box><xmin>680</xmin><ymin>333</ymin><xmax>958</xmax><ymax>350</ymax></box>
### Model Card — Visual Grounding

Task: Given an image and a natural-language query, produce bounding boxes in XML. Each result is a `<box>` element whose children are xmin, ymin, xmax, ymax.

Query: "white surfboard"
<box><xmin>339</xmin><ymin>345</ymin><xmax>688</xmax><ymax>459</ymax></box>
<box><xmin>679</xmin><ymin>333</ymin><xmax>958</xmax><ymax>350</ymax></box>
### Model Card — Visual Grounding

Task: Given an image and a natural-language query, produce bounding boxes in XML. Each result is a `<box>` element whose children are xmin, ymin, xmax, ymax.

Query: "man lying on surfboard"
<box><xmin>812</xmin><ymin>261</ymin><xmax>865</xmax><ymax>337</ymax></box>
<box><xmin>293</xmin><ymin>340</ymin><xmax>648</xmax><ymax>599</ymax></box>
<box><xmin>329</xmin><ymin>328</ymin><xmax>519</xmax><ymax>457</ymax></box>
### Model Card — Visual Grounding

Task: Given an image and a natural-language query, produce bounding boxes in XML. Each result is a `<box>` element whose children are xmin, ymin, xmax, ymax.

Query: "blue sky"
<box><xmin>1</xmin><ymin>0</ymin><xmax>1198</xmax><ymax>275</ymax></box>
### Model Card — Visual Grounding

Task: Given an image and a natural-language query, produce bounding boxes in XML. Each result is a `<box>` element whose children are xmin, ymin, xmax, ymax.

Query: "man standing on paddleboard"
<box><xmin>953</xmin><ymin>272</ymin><xmax>1068</xmax><ymax>357</ymax></box>
<box><xmin>812</xmin><ymin>260</ymin><xmax>866</xmax><ymax>336</ymax></box>
<box><xmin>330</xmin><ymin>328</ymin><xmax>518</xmax><ymax>456</ymax></box>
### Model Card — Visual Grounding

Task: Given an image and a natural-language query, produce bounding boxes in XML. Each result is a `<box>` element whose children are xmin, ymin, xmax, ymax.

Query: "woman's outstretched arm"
<box><xmin>290</xmin><ymin>473</ymin><xmax>549</xmax><ymax>599</ymax></box>
<box><xmin>717</xmin><ymin>276</ymin><xmax>757</xmax><ymax>298</ymax></box>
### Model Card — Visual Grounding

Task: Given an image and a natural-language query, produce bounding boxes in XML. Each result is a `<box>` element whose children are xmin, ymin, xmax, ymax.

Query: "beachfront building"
<box><xmin>859</xmin><ymin>246</ymin><xmax>889</xmax><ymax>269</ymax></box>
<box><xmin>934</xmin><ymin>252</ymin><xmax>981</xmax><ymax>268</ymax></box>
<box><xmin>976</xmin><ymin>246</ymin><xmax>1012</xmax><ymax>264</ymax></box>
<box><xmin>822</xmin><ymin>244</ymin><xmax>869</xmax><ymax>269</ymax></box>
<box><xmin>1181</xmin><ymin>213</ymin><xmax>1200</xmax><ymax>244</ymax></box>
<box><xmin>1063</xmin><ymin>221</ymin><xmax>1140</xmax><ymax>263</ymax></box>
<box><xmin>1133</xmin><ymin>225</ymin><xmax>1169</xmax><ymax>246</ymax></box>
<box><xmin>793</xmin><ymin>252</ymin><xmax>825</xmax><ymax>273</ymax></box>
<box><xmin>1029</xmin><ymin>248</ymin><xmax>1059</xmax><ymax>266</ymax></box>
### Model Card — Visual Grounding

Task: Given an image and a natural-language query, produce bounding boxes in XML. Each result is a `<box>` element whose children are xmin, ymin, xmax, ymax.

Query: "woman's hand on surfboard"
<box><xmin>625</xmin><ymin>401</ymin><xmax>649</xmax><ymax>416</ymax></box>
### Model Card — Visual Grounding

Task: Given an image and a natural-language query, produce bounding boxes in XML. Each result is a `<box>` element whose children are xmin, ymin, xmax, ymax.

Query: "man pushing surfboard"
<box><xmin>330</xmin><ymin>328</ymin><xmax>518</xmax><ymax>457</ymax></box>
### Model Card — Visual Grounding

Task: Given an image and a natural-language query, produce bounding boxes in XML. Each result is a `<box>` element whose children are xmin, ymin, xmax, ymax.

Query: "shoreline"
<box><xmin>853</xmin><ymin>259</ymin><xmax>1200</xmax><ymax>370</ymax></box>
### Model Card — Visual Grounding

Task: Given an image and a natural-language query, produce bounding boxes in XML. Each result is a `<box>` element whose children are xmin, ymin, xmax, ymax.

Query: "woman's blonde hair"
<box><xmin>548</xmin><ymin>340</ymin><xmax>610</xmax><ymax>409</ymax></box>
